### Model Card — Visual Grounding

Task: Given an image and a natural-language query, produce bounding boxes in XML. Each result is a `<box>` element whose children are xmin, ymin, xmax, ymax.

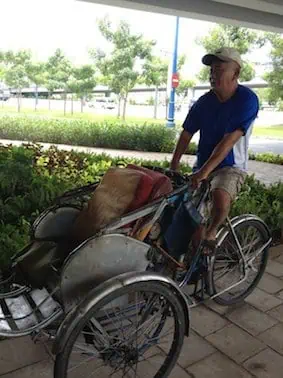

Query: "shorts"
<box><xmin>209</xmin><ymin>166</ymin><xmax>247</xmax><ymax>201</ymax></box>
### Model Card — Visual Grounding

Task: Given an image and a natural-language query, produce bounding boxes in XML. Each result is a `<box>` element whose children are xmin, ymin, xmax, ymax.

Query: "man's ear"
<box><xmin>234</xmin><ymin>67</ymin><xmax>240</xmax><ymax>80</ymax></box>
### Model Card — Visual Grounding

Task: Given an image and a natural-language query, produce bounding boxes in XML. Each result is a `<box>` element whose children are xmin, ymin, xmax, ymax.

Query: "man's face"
<box><xmin>210</xmin><ymin>60</ymin><xmax>238</xmax><ymax>93</ymax></box>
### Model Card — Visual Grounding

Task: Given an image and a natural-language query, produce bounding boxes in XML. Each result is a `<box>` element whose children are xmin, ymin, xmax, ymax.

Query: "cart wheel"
<box><xmin>54</xmin><ymin>281</ymin><xmax>186</xmax><ymax>378</ymax></box>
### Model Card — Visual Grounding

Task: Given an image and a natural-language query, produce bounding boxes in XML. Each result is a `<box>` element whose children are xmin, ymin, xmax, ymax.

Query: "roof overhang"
<box><xmin>79</xmin><ymin>0</ymin><xmax>283</xmax><ymax>33</ymax></box>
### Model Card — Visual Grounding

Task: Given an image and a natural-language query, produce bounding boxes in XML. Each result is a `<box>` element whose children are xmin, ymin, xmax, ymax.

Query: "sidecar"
<box><xmin>0</xmin><ymin>166</ymin><xmax>191</xmax><ymax>378</ymax></box>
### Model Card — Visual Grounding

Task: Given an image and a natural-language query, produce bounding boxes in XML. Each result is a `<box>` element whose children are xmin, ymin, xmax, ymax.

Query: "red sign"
<box><xmin>172</xmin><ymin>73</ymin><xmax>179</xmax><ymax>88</ymax></box>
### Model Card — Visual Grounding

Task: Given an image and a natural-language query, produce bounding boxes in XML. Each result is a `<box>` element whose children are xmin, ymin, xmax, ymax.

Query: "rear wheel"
<box><xmin>54</xmin><ymin>281</ymin><xmax>187</xmax><ymax>378</ymax></box>
<box><xmin>210</xmin><ymin>219</ymin><xmax>269</xmax><ymax>306</ymax></box>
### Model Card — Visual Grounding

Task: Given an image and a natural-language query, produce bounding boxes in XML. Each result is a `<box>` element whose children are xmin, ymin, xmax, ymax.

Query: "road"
<box><xmin>190</xmin><ymin>134</ymin><xmax>283</xmax><ymax>155</ymax></box>
<box><xmin>2</xmin><ymin>98</ymin><xmax>283</xmax><ymax>154</ymax></box>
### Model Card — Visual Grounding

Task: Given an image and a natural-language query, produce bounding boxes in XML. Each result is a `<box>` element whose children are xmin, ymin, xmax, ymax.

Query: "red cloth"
<box><xmin>127</xmin><ymin>164</ymin><xmax>173</xmax><ymax>207</ymax></box>
<box><xmin>127</xmin><ymin>171</ymin><xmax>153</xmax><ymax>212</ymax></box>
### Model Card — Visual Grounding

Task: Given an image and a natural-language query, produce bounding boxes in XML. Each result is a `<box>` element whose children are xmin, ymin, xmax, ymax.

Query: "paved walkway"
<box><xmin>0</xmin><ymin>244</ymin><xmax>283</xmax><ymax>377</ymax></box>
<box><xmin>1</xmin><ymin>139</ymin><xmax>283</xmax><ymax>186</ymax></box>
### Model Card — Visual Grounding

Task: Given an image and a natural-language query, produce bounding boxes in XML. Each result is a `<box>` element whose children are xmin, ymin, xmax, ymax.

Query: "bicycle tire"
<box><xmin>210</xmin><ymin>219</ymin><xmax>269</xmax><ymax>306</ymax></box>
<box><xmin>54</xmin><ymin>281</ymin><xmax>186</xmax><ymax>378</ymax></box>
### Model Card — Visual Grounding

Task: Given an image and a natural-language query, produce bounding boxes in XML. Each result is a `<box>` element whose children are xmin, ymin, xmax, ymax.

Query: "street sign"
<box><xmin>172</xmin><ymin>72</ymin><xmax>179</xmax><ymax>88</ymax></box>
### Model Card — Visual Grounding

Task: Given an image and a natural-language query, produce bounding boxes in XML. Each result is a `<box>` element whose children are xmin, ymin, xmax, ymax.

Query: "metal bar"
<box><xmin>0</xmin><ymin>299</ymin><xmax>18</xmax><ymax>332</ymax></box>
<box><xmin>24</xmin><ymin>292</ymin><xmax>44</xmax><ymax>324</ymax></box>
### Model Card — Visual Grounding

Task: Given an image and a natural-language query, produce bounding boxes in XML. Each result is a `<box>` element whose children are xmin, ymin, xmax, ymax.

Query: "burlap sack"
<box><xmin>72</xmin><ymin>167</ymin><xmax>143</xmax><ymax>242</ymax></box>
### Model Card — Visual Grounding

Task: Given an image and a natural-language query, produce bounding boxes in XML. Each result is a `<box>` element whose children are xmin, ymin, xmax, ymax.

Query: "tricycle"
<box><xmin>0</xmin><ymin>165</ymin><xmax>272</xmax><ymax>377</ymax></box>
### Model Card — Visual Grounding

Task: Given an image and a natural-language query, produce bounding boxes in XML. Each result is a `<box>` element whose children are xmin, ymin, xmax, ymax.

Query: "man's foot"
<box><xmin>202</xmin><ymin>239</ymin><xmax>218</xmax><ymax>255</ymax></box>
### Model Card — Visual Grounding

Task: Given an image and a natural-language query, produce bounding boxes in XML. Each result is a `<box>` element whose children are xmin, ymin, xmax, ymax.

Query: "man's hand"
<box><xmin>170</xmin><ymin>130</ymin><xmax>193</xmax><ymax>172</ymax></box>
<box><xmin>190</xmin><ymin>169</ymin><xmax>208</xmax><ymax>189</ymax></box>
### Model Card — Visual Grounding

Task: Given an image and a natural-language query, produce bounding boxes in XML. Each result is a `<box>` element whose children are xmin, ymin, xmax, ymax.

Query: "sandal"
<box><xmin>202</xmin><ymin>239</ymin><xmax>218</xmax><ymax>255</ymax></box>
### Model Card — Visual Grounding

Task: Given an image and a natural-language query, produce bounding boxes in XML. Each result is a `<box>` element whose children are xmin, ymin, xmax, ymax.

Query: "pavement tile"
<box><xmin>170</xmin><ymin>364</ymin><xmax>192</xmax><ymax>378</ymax></box>
<box><xmin>267</xmin><ymin>304</ymin><xmax>283</xmax><ymax>322</ymax></box>
<box><xmin>131</xmin><ymin>354</ymin><xmax>191</xmax><ymax>378</ymax></box>
<box><xmin>187</xmin><ymin>352</ymin><xmax>253</xmax><ymax>378</ymax></box>
<box><xmin>227</xmin><ymin>303</ymin><xmax>278</xmax><ymax>336</ymax></box>
<box><xmin>258</xmin><ymin>323</ymin><xmax>283</xmax><ymax>355</ymax></box>
<box><xmin>243</xmin><ymin>348</ymin><xmax>283</xmax><ymax>378</ymax></box>
<box><xmin>275</xmin><ymin>254</ymin><xmax>283</xmax><ymax>264</ymax></box>
<box><xmin>191</xmin><ymin>305</ymin><xmax>228</xmax><ymax>337</ymax></box>
<box><xmin>175</xmin><ymin>330</ymin><xmax>216</xmax><ymax>369</ymax></box>
<box><xmin>269</xmin><ymin>245</ymin><xmax>283</xmax><ymax>260</ymax></box>
<box><xmin>245</xmin><ymin>287</ymin><xmax>283</xmax><ymax>312</ymax></box>
<box><xmin>204</xmin><ymin>300</ymin><xmax>243</xmax><ymax>316</ymax></box>
<box><xmin>265</xmin><ymin>260</ymin><xmax>283</xmax><ymax>277</ymax></box>
<box><xmin>206</xmin><ymin>324</ymin><xmax>265</xmax><ymax>363</ymax></box>
<box><xmin>0</xmin><ymin>360</ymin><xmax>53</xmax><ymax>378</ymax></box>
<box><xmin>257</xmin><ymin>272</ymin><xmax>283</xmax><ymax>294</ymax></box>
<box><xmin>0</xmin><ymin>337</ymin><xmax>48</xmax><ymax>376</ymax></box>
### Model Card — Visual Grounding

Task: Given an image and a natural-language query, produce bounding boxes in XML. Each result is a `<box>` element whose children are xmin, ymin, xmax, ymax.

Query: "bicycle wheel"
<box><xmin>54</xmin><ymin>281</ymin><xmax>186</xmax><ymax>378</ymax></box>
<box><xmin>210</xmin><ymin>219</ymin><xmax>269</xmax><ymax>306</ymax></box>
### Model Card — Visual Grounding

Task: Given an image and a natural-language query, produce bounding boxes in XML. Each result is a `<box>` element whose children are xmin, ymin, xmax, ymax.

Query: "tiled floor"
<box><xmin>1</xmin><ymin>245</ymin><xmax>283</xmax><ymax>377</ymax></box>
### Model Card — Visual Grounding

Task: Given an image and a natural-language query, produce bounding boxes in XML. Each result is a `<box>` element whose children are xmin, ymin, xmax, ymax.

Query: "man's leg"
<box><xmin>205</xmin><ymin>188</ymin><xmax>231</xmax><ymax>241</ymax></box>
<box><xmin>205</xmin><ymin>167</ymin><xmax>246</xmax><ymax>242</ymax></box>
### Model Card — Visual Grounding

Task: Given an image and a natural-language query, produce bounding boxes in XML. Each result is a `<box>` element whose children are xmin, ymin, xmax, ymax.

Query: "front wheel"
<box><xmin>210</xmin><ymin>219</ymin><xmax>270</xmax><ymax>306</ymax></box>
<box><xmin>54</xmin><ymin>281</ymin><xmax>186</xmax><ymax>378</ymax></box>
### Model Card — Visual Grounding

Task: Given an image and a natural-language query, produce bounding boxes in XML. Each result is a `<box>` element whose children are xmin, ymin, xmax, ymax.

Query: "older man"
<box><xmin>170</xmin><ymin>47</ymin><xmax>259</xmax><ymax>248</ymax></box>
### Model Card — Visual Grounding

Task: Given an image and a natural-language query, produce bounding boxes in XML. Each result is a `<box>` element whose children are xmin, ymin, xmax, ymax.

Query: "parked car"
<box><xmin>89</xmin><ymin>98</ymin><xmax>116</xmax><ymax>110</ymax></box>
<box><xmin>0</xmin><ymin>90</ymin><xmax>10</xmax><ymax>101</ymax></box>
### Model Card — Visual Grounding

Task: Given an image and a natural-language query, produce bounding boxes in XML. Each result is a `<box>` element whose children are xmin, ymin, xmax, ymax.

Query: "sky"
<box><xmin>0</xmin><ymin>0</ymin><xmax>271</xmax><ymax>80</ymax></box>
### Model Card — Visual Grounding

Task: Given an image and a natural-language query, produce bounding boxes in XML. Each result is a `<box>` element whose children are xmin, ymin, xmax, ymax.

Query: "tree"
<box><xmin>264</xmin><ymin>33</ymin><xmax>283</xmax><ymax>107</ymax></box>
<box><xmin>196</xmin><ymin>25</ymin><xmax>265</xmax><ymax>82</ymax></box>
<box><xmin>90</xmin><ymin>17</ymin><xmax>155</xmax><ymax>120</ymax></box>
<box><xmin>1</xmin><ymin>50</ymin><xmax>32</xmax><ymax>112</ymax></box>
<box><xmin>142</xmin><ymin>56</ymin><xmax>168</xmax><ymax>118</ymax></box>
<box><xmin>67</xmin><ymin>65</ymin><xmax>96</xmax><ymax>114</ymax></box>
<box><xmin>27</xmin><ymin>62</ymin><xmax>46</xmax><ymax>111</ymax></box>
<box><xmin>45</xmin><ymin>49</ymin><xmax>72</xmax><ymax>114</ymax></box>
<box><xmin>176</xmin><ymin>78</ymin><xmax>195</xmax><ymax>101</ymax></box>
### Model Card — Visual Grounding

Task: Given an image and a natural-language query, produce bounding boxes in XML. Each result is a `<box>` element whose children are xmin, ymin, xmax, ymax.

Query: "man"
<box><xmin>170</xmin><ymin>47</ymin><xmax>259</xmax><ymax>248</ymax></box>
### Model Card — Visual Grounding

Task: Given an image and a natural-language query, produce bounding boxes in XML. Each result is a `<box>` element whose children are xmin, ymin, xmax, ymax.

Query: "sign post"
<box><xmin>167</xmin><ymin>16</ymin><xmax>180</xmax><ymax>128</ymax></box>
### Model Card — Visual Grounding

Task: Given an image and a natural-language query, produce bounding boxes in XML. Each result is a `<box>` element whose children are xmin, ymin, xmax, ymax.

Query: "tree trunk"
<box><xmin>81</xmin><ymin>96</ymin><xmax>84</xmax><ymax>113</ymax></box>
<box><xmin>17</xmin><ymin>89</ymin><xmax>21</xmax><ymax>113</ymax></box>
<box><xmin>71</xmin><ymin>94</ymin><xmax>74</xmax><ymax>115</ymax></box>
<box><xmin>154</xmin><ymin>86</ymin><xmax>159</xmax><ymax>119</ymax></box>
<box><xmin>122</xmin><ymin>94</ymin><xmax>128</xmax><ymax>121</ymax></box>
<box><xmin>48</xmin><ymin>93</ymin><xmax>51</xmax><ymax>111</ymax></box>
<box><xmin>117</xmin><ymin>96</ymin><xmax>121</xmax><ymax>118</ymax></box>
<box><xmin>64</xmin><ymin>92</ymin><xmax>67</xmax><ymax>116</ymax></box>
<box><xmin>34</xmin><ymin>85</ymin><xmax>38</xmax><ymax>111</ymax></box>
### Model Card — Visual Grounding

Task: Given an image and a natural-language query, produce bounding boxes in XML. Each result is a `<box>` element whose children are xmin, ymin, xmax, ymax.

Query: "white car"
<box><xmin>89</xmin><ymin>98</ymin><xmax>116</xmax><ymax>110</ymax></box>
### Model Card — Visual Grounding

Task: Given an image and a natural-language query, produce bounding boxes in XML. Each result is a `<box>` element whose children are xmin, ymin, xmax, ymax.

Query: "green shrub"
<box><xmin>249</xmin><ymin>151</ymin><xmax>283</xmax><ymax>165</ymax></box>
<box><xmin>1</xmin><ymin>143</ymin><xmax>282</xmax><ymax>268</ymax></box>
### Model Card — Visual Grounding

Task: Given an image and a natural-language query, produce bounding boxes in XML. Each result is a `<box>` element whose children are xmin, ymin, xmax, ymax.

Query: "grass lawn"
<box><xmin>0</xmin><ymin>106</ymin><xmax>173</xmax><ymax>125</ymax></box>
<box><xmin>252</xmin><ymin>125</ymin><xmax>283</xmax><ymax>139</ymax></box>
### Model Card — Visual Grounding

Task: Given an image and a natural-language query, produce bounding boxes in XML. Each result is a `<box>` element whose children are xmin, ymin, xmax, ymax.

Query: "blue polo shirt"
<box><xmin>183</xmin><ymin>85</ymin><xmax>259</xmax><ymax>171</ymax></box>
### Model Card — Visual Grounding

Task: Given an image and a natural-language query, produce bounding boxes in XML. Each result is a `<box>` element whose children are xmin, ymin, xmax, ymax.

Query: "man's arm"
<box><xmin>170</xmin><ymin>130</ymin><xmax>193</xmax><ymax>171</ymax></box>
<box><xmin>191</xmin><ymin>129</ymin><xmax>243</xmax><ymax>187</ymax></box>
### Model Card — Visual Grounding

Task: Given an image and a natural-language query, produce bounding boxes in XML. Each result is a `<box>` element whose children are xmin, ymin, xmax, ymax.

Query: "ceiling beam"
<box><xmin>79</xmin><ymin>0</ymin><xmax>283</xmax><ymax>32</ymax></box>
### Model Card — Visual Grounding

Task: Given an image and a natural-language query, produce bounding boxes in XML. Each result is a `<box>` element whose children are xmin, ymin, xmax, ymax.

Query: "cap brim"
<box><xmin>202</xmin><ymin>54</ymin><xmax>226</xmax><ymax>66</ymax></box>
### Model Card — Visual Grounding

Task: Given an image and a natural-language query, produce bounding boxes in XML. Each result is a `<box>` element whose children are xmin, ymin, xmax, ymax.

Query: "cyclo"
<box><xmin>0</xmin><ymin>165</ymin><xmax>272</xmax><ymax>377</ymax></box>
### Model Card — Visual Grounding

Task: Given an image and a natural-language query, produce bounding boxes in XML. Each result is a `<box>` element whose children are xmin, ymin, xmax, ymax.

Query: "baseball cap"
<box><xmin>202</xmin><ymin>47</ymin><xmax>243</xmax><ymax>68</ymax></box>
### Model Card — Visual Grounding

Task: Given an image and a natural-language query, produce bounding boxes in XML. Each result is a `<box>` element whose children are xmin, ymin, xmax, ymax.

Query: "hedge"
<box><xmin>2</xmin><ymin>114</ymin><xmax>283</xmax><ymax>165</ymax></box>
